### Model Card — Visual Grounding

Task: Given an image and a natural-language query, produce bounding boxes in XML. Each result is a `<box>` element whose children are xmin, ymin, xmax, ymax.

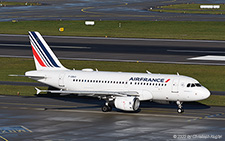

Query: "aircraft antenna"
<box><xmin>146</xmin><ymin>70</ymin><xmax>151</xmax><ymax>74</ymax></box>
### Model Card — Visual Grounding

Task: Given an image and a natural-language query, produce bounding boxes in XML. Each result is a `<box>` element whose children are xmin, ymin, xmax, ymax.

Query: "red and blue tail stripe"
<box><xmin>29</xmin><ymin>31</ymin><xmax>60</xmax><ymax>68</ymax></box>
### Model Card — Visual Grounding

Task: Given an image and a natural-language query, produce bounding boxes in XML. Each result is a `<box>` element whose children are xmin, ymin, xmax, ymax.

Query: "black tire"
<box><xmin>102</xmin><ymin>105</ymin><xmax>109</xmax><ymax>112</ymax></box>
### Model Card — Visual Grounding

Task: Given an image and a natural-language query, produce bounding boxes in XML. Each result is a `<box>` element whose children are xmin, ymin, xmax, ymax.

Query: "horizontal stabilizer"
<box><xmin>9</xmin><ymin>74</ymin><xmax>45</xmax><ymax>79</ymax></box>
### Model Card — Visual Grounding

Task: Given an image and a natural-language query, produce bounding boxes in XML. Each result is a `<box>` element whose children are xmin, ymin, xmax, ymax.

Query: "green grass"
<box><xmin>0</xmin><ymin>1</ymin><xmax>41</xmax><ymax>6</ymax></box>
<box><xmin>151</xmin><ymin>4</ymin><xmax>225</xmax><ymax>15</ymax></box>
<box><xmin>0</xmin><ymin>85</ymin><xmax>47</xmax><ymax>96</ymax></box>
<box><xmin>1</xmin><ymin>57</ymin><xmax>225</xmax><ymax>106</ymax></box>
<box><xmin>199</xmin><ymin>95</ymin><xmax>225</xmax><ymax>106</ymax></box>
<box><xmin>1</xmin><ymin>21</ymin><xmax>225</xmax><ymax>40</ymax></box>
<box><xmin>1</xmin><ymin>57</ymin><xmax>225</xmax><ymax>91</ymax></box>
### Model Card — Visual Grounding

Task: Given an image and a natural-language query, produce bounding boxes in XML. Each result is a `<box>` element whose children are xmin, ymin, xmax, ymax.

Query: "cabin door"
<box><xmin>58</xmin><ymin>73</ymin><xmax>65</xmax><ymax>88</ymax></box>
<box><xmin>171</xmin><ymin>79</ymin><xmax>179</xmax><ymax>93</ymax></box>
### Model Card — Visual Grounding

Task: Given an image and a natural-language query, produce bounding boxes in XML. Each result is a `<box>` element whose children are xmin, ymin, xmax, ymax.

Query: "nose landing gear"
<box><xmin>176</xmin><ymin>101</ymin><xmax>184</xmax><ymax>113</ymax></box>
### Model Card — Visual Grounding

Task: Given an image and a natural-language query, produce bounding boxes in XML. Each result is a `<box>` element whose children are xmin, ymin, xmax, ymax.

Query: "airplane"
<box><xmin>20</xmin><ymin>31</ymin><xmax>211</xmax><ymax>113</ymax></box>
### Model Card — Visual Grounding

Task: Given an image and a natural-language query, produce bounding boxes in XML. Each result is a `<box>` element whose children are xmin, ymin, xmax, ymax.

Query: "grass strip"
<box><xmin>0</xmin><ymin>1</ymin><xmax>41</xmax><ymax>6</ymax></box>
<box><xmin>199</xmin><ymin>95</ymin><xmax>225</xmax><ymax>107</ymax></box>
<box><xmin>0</xmin><ymin>85</ymin><xmax>47</xmax><ymax>96</ymax></box>
<box><xmin>1</xmin><ymin>21</ymin><xmax>225</xmax><ymax>40</ymax></box>
<box><xmin>1</xmin><ymin>57</ymin><xmax>225</xmax><ymax>91</ymax></box>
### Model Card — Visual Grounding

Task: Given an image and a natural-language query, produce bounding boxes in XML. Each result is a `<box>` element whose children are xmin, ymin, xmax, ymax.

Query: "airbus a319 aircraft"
<box><xmin>22</xmin><ymin>31</ymin><xmax>210</xmax><ymax>113</ymax></box>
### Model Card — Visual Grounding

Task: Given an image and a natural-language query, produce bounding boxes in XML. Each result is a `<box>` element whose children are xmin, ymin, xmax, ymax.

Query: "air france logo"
<box><xmin>129</xmin><ymin>77</ymin><xmax>170</xmax><ymax>83</ymax></box>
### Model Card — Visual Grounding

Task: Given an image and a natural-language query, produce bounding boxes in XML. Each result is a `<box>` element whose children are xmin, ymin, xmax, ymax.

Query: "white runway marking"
<box><xmin>168</xmin><ymin>49</ymin><xmax>225</xmax><ymax>54</ymax></box>
<box><xmin>188</xmin><ymin>55</ymin><xmax>225</xmax><ymax>61</ymax></box>
<box><xmin>1</xmin><ymin>55</ymin><xmax>225</xmax><ymax>66</ymax></box>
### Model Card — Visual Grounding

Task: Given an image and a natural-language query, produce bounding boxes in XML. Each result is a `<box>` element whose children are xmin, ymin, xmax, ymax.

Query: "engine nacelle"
<box><xmin>114</xmin><ymin>97</ymin><xmax>140</xmax><ymax>111</ymax></box>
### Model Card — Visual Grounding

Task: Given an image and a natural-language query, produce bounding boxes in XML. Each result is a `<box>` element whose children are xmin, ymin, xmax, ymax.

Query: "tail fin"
<box><xmin>28</xmin><ymin>31</ymin><xmax>67</xmax><ymax>70</ymax></box>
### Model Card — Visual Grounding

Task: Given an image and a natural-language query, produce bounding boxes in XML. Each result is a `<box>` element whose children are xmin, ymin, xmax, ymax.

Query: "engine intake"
<box><xmin>114</xmin><ymin>97</ymin><xmax>140</xmax><ymax>111</ymax></box>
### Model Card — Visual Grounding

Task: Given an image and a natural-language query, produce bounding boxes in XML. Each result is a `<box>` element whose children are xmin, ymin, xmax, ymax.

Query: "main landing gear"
<box><xmin>176</xmin><ymin>101</ymin><xmax>184</xmax><ymax>113</ymax></box>
<box><xmin>101</xmin><ymin>97</ymin><xmax>113</xmax><ymax>112</ymax></box>
<box><xmin>102</xmin><ymin>101</ymin><xmax>112</xmax><ymax>112</ymax></box>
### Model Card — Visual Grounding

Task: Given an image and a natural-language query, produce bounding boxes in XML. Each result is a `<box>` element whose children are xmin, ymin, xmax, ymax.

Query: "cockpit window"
<box><xmin>187</xmin><ymin>83</ymin><xmax>202</xmax><ymax>88</ymax></box>
<box><xmin>195</xmin><ymin>83</ymin><xmax>202</xmax><ymax>87</ymax></box>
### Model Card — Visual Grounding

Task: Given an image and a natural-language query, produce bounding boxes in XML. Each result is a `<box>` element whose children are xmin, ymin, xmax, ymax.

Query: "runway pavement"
<box><xmin>1</xmin><ymin>0</ymin><xmax>225</xmax><ymax>21</ymax></box>
<box><xmin>0</xmin><ymin>95</ymin><xmax>224</xmax><ymax>140</ymax></box>
<box><xmin>1</xmin><ymin>34</ymin><xmax>225</xmax><ymax>65</ymax></box>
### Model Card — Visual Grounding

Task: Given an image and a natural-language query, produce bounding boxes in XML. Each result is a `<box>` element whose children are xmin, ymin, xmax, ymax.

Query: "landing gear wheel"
<box><xmin>177</xmin><ymin>108</ymin><xmax>184</xmax><ymax>113</ymax></box>
<box><xmin>102</xmin><ymin>105</ymin><xmax>108</xmax><ymax>112</ymax></box>
<box><xmin>176</xmin><ymin>101</ymin><xmax>184</xmax><ymax>114</ymax></box>
<box><xmin>102</xmin><ymin>105</ymin><xmax>112</xmax><ymax>112</ymax></box>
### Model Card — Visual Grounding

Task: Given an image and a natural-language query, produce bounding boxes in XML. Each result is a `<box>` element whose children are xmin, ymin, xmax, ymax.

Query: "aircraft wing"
<box><xmin>35</xmin><ymin>87</ymin><xmax>139</xmax><ymax>97</ymax></box>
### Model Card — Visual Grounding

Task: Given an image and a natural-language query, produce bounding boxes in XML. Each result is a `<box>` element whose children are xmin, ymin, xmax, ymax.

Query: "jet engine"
<box><xmin>114</xmin><ymin>97</ymin><xmax>140</xmax><ymax>111</ymax></box>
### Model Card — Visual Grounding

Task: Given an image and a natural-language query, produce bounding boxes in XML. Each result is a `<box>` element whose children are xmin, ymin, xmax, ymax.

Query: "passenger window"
<box><xmin>191</xmin><ymin>84</ymin><xmax>195</xmax><ymax>87</ymax></box>
<box><xmin>187</xmin><ymin>83</ymin><xmax>190</xmax><ymax>87</ymax></box>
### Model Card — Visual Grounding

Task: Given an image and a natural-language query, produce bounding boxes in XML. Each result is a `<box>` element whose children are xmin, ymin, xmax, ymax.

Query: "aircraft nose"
<box><xmin>202</xmin><ymin>87</ymin><xmax>211</xmax><ymax>100</ymax></box>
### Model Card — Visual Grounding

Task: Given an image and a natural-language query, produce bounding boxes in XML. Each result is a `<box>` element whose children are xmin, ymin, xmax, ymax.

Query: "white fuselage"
<box><xmin>26</xmin><ymin>69</ymin><xmax>210</xmax><ymax>102</ymax></box>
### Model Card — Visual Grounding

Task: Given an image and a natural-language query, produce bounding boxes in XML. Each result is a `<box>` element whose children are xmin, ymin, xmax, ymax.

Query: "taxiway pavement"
<box><xmin>0</xmin><ymin>95</ymin><xmax>224</xmax><ymax>140</ymax></box>
<box><xmin>1</xmin><ymin>0</ymin><xmax>225</xmax><ymax>21</ymax></box>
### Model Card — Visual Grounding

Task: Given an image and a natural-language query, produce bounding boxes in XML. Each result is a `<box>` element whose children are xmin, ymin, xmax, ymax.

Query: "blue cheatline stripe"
<box><xmin>29</xmin><ymin>32</ymin><xmax>52</xmax><ymax>67</ymax></box>
<box><xmin>31</xmin><ymin>32</ymin><xmax>60</xmax><ymax>67</ymax></box>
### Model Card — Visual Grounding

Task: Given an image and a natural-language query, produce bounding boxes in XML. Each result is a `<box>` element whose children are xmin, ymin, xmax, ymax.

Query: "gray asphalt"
<box><xmin>0</xmin><ymin>95</ymin><xmax>224</xmax><ymax>140</ymax></box>
<box><xmin>1</xmin><ymin>0</ymin><xmax>225</xmax><ymax>21</ymax></box>
<box><xmin>1</xmin><ymin>34</ymin><xmax>225</xmax><ymax>65</ymax></box>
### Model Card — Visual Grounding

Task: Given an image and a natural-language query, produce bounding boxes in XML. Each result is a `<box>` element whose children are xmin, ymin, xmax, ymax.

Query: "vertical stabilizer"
<box><xmin>28</xmin><ymin>31</ymin><xmax>67</xmax><ymax>70</ymax></box>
